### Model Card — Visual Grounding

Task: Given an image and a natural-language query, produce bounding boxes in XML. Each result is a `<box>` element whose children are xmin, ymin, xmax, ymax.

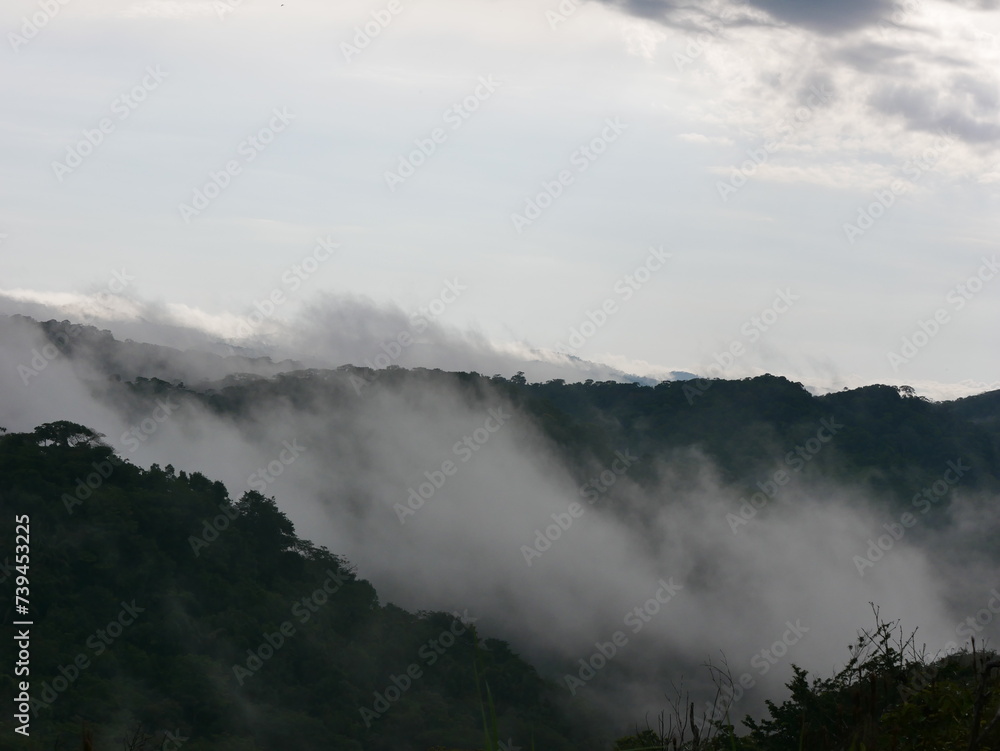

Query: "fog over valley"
<box><xmin>4</xmin><ymin>0</ymin><xmax>1000</xmax><ymax>746</ymax></box>
<box><xmin>2</xmin><ymin>314</ymin><xmax>999</xmax><ymax>747</ymax></box>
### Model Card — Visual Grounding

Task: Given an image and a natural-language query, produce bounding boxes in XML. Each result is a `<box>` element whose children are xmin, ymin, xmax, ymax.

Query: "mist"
<box><xmin>2</xmin><ymin>310</ymin><xmax>996</xmax><ymax>737</ymax></box>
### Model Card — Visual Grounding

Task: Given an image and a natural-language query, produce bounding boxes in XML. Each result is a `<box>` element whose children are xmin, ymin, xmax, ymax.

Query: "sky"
<box><xmin>2</xmin><ymin>0</ymin><xmax>1000</xmax><ymax>397</ymax></box>
<box><xmin>3</xmin><ymin>4</ymin><xmax>1000</xmax><ymax>732</ymax></box>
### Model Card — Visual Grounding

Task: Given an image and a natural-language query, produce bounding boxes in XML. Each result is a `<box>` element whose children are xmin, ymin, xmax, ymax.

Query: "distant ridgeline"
<box><xmin>0</xmin><ymin>423</ymin><xmax>585</xmax><ymax>751</ymax></box>
<box><xmin>4</xmin><ymin>319</ymin><xmax>1000</xmax><ymax>749</ymax></box>
<box><xmin>11</xmin><ymin>315</ymin><xmax>1000</xmax><ymax>510</ymax></box>
<box><xmin>133</xmin><ymin>363</ymin><xmax>1000</xmax><ymax>513</ymax></box>
<box><xmin>2</xmin><ymin>368</ymin><xmax>1000</xmax><ymax>748</ymax></box>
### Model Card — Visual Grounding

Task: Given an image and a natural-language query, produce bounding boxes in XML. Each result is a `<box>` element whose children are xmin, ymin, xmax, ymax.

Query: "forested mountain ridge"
<box><xmin>0</xmin><ymin>424</ymin><xmax>583</xmax><ymax>751</ymax></box>
<box><xmin>4</xmin><ymin>319</ymin><xmax>1000</xmax><ymax>750</ymax></box>
<box><xmin>13</xmin><ymin>315</ymin><xmax>1000</xmax><ymax>512</ymax></box>
<box><xmin>3</xmin><ymin>418</ymin><xmax>1000</xmax><ymax>751</ymax></box>
<box><xmin>117</xmin><ymin>363</ymin><xmax>1000</xmax><ymax>514</ymax></box>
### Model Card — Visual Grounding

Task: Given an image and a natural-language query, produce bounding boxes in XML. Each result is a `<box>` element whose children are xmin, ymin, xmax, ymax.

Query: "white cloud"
<box><xmin>621</xmin><ymin>18</ymin><xmax>668</xmax><ymax>61</ymax></box>
<box><xmin>0</xmin><ymin>288</ymin><xmax>146</xmax><ymax>322</ymax></box>
<box><xmin>678</xmin><ymin>132</ymin><xmax>734</xmax><ymax>145</ymax></box>
<box><xmin>121</xmin><ymin>0</ymin><xmax>220</xmax><ymax>19</ymax></box>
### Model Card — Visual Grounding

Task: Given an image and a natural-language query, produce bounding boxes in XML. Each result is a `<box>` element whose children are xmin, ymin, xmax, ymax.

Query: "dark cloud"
<box><xmin>595</xmin><ymin>0</ymin><xmax>896</xmax><ymax>34</ymax></box>
<box><xmin>793</xmin><ymin>71</ymin><xmax>838</xmax><ymax>108</ymax></box>
<box><xmin>835</xmin><ymin>41</ymin><xmax>913</xmax><ymax>72</ymax></box>
<box><xmin>748</xmin><ymin>0</ymin><xmax>893</xmax><ymax>33</ymax></box>
<box><xmin>834</xmin><ymin>43</ymin><xmax>979</xmax><ymax>78</ymax></box>
<box><xmin>870</xmin><ymin>77</ymin><xmax>1000</xmax><ymax>143</ymax></box>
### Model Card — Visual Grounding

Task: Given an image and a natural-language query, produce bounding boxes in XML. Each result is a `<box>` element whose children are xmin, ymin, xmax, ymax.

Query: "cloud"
<box><xmin>598</xmin><ymin>0</ymin><xmax>1000</xmax><ymax>157</ymax></box>
<box><xmin>678</xmin><ymin>132</ymin><xmax>735</xmax><ymax>145</ymax></box>
<box><xmin>870</xmin><ymin>76</ymin><xmax>1000</xmax><ymax>142</ymax></box>
<box><xmin>621</xmin><ymin>18</ymin><xmax>668</xmax><ymax>60</ymax></box>
<box><xmin>2</xmin><ymin>318</ymin><xmax>990</xmax><ymax>730</ymax></box>
<box><xmin>595</xmin><ymin>0</ymin><xmax>897</xmax><ymax>34</ymax></box>
<box><xmin>656</xmin><ymin>0</ymin><xmax>1000</xmax><ymax>192</ymax></box>
<box><xmin>748</xmin><ymin>0</ymin><xmax>894</xmax><ymax>33</ymax></box>
<box><xmin>834</xmin><ymin>40</ymin><xmax>917</xmax><ymax>71</ymax></box>
<box><xmin>0</xmin><ymin>291</ymin><xmax>679</xmax><ymax>387</ymax></box>
<box><xmin>0</xmin><ymin>288</ymin><xmax>147</xmax><ymax>323</ymax></box>
<box><xmin>121</xmin><ymin>0</ymin><xmax>220</xmax><ymax>19</ymax></box>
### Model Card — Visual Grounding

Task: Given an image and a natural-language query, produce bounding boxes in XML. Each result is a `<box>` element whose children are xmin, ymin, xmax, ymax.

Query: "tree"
<box><xmin>31</xmin><ymin>421</ymin><xmax>106</xmax><ymax>448</ymax></box>
<box><xmin>233</xmin><ymin>491</ymin><xmax>298</xmax><ymax>554</ymax></box>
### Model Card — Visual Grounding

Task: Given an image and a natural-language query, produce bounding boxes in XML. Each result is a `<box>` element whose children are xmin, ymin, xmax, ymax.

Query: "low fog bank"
<box><xmin>1</xmin><ymin>312</ymin><xmax>998</xmax><ymax>733</ymax></box>
<box><xmin>4</xmin><ymin>289</ymin><xmax>996</xmax><ymax>401</ymax></box>
<box><xmin>0</xmin><ymin>291</ymin><xmax>686</xmax><ymax>388</ymax></box>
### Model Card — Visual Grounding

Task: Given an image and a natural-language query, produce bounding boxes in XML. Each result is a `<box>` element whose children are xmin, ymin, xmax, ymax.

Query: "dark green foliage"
<box><xmin>0</xmin><ymin>426</ymin><xmax>582</xmax><ymax>751</ymax></box>
<box><xmin>5</xmin><ymin>328</ymin><xmax>1000</xmax><ymax>751</ymax></box>
<box><xmin>171</xmin><ymin>368</ymin><xmax>1000</xmax><ymax>510</ymax></box>
<box><xmin>734</xmin><ymin>635</ymin><xmax>1000</xmax><ymax>751</ymax></box>
<box><xmin>610</xmin><ymin>610</ymin><xmax>1000</xmax><ymax>751</ymax></box>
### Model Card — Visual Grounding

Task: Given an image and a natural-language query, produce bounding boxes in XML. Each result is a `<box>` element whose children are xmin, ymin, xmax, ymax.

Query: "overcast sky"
<box><xmin>2</xmin><ymin>0</ymin><xmax>999</xmax><ymax>396</ymax></box>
